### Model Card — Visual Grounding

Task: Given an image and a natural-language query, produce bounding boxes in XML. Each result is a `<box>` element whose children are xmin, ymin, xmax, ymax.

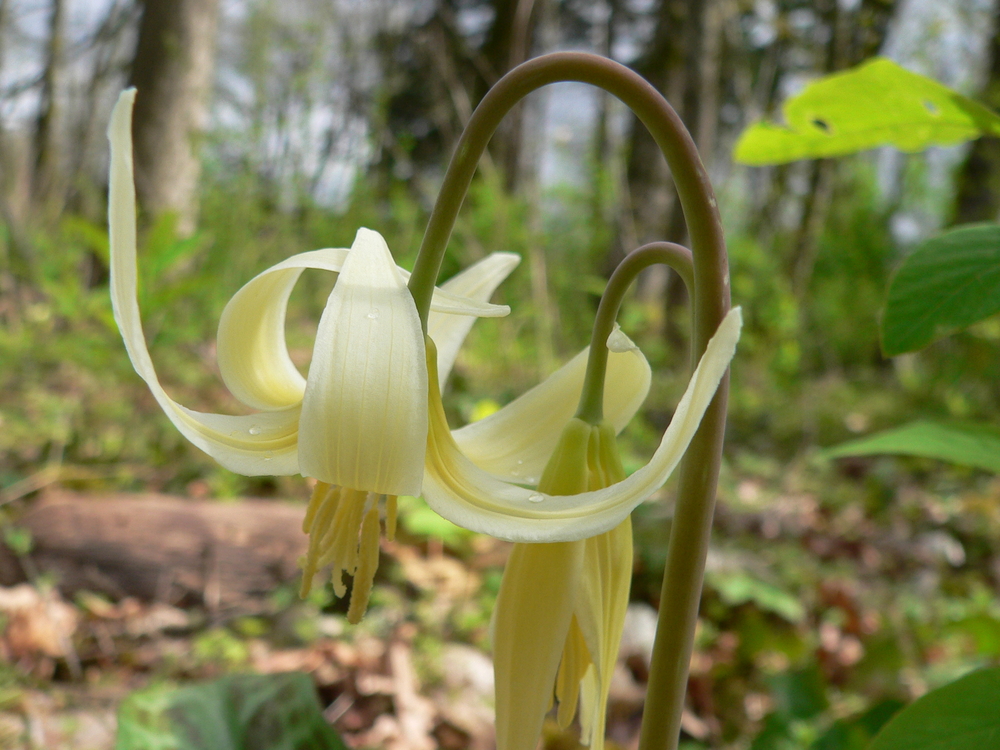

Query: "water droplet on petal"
<box><xmin>527</xmin><ymin>493</ymin><xmax>544</xmax><ymax>504</ymax></box>
<box><xmin>248</xmin><ymin>425</ymin><xmax>262</xmax><ymax>435</ymax></box>
<box><xmin>264</xmin><ymin>451</ymin><xmax>273</xmax><ymax>461</ymax></box>
<box><xmin>516</xmin><ymin>459</ymin><xmax>524</xmax><ymax>465</ymax></box>
<box><xmin>367</xmin><ymin>308</ymin><xmax>379</xmax><ymax>320</ymax></box>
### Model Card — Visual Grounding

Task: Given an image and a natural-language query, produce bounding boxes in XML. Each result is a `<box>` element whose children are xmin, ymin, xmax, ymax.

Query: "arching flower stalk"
<box><xmin>399</xmin><ymin>53</ymin><xmax>736</xmax><ymax>750</ymax></box>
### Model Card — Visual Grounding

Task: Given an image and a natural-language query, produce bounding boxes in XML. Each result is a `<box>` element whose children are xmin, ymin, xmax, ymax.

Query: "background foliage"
<box><xmin>2</xmin><ymin>0</ymin><xmax>1000</xmax><ymax>748</ymax></box>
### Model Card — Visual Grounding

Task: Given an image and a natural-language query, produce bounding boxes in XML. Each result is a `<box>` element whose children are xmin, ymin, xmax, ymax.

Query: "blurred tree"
<box><xmin>128</xmin><ymin>0</ymin><xmax>221</xmax><ymax>236</ymax></box>
<box><xmin>65</xmin><ymin>0</ymin><xmax>139</xmax><ymax>221</ymax></box>
<box><xmin>32</xmin><ymin>0</ymin><xmax>66</xmax><ymax>214</ymax></box>
<box><xmin>952</xmin><ymin>0</ymin><xmax>1000</xmax><ymax>225</ymax></box>
<box><xmin>622</xmin><ymin>0</ymin><xmax>722</xmax><ymax>336</ymax></box>
<box><xmin>0</xmin><ymin>0</ymin><xmax>33</xmax><ymax>284</ymax></box>
<box><xmin>478</xmin><ymin>0</ymin><xmax>542</xmax><ymax>189</ymax></box>
<box><xmin>625</xmin><ymin>0</ymin><xmax>703</xmax><ymax>249</ymax></box>
<box><xmin>787</xmin><ymin>0</ymin><xmax>897</xmax><ymax>298</ymax></box>
<box><xmin>371</xmin><ymin>0</ymin><xmax>543</xmax><ymax>196</ymax></box>
<box><xmin>619</xmin><ymin>0</ymin><xmax>898</xmax><ymax>336</ymax></box>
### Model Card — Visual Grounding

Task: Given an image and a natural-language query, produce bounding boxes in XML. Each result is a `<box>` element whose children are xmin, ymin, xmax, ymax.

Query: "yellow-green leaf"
<box><xmin>735</xmin><ymin>58</ymin><xmax>1000</xmax><ymax>165</ymax></box>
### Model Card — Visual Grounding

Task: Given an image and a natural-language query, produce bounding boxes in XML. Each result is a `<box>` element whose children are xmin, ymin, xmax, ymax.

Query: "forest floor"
<box><xmin>1</xmin><ymin>451</ymin><xmax>998</xmax><ymax>750</ymax></box>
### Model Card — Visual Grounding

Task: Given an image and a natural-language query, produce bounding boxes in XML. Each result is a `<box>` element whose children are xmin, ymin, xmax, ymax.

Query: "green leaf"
<box><xmin>707</xmin><ymin>570</ymin><xmax>805</xmax><ymax>623</ymax></box>
<box><xmin>881</xmin><ymin>224</ymin><xmax>1000</xmax><ymax>355</ymax></box>
<box><xmin>396</xmin><ymin>494</ymin><xmax>474</xmax><ymax>548</ymax></box>
<box><xmin>825</xmin><ymin>420</ymin><xmax>1000</xmax><ymax>474</ymax></box>
<box><xmin>812</xmin><ymin>699</ymin><xmax>904</xmax><ymax>750</ymax></box>
<box><xmin>868</xmin><ymin>667</ymin><xmax>1000</xmax><ymax>750</ymax></box>
<box><xmin>734</xmin><ymin>58</ymin><xmax>1000</xmax><ymax>165</ymax></box>
<box><xmin>116</xmin><ymin>673</ymin><xmax>349</xmax><ymax>750</ymax></box>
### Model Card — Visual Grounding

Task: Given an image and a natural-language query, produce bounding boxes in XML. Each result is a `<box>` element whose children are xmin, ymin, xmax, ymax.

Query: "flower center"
<box><xmin>299</xmin><ymin>481</ymin><xmax>399</xmax><ymax>623</ymax></box>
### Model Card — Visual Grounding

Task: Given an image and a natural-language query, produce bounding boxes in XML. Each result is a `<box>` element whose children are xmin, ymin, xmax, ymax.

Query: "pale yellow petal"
<box><xmin>298</xmin><ymin>228</ymin><xmax>427</xmax><ymax>496</ymax></box>
<box><xmin>493</xmin><ymin>540</ymin><xmax>582</xmax><ymax>750</ymax></box>
<box><xmin>427</xmin><ymin>252</ymin><xmax>520</xmax><ymax>387</ymax></box>
<box><xmin>399</xmin><ymin>268</ymin><xmax>517</xmax><ymax>318</ymax></box>
<box><xmin>217</xmin><ymin>249</ymin><xmax>347</xmax><ymax>410</ymax></box>
<box><xmin>426</xmin><ymin>284</ymin><xmax>512</xmax><ymax>317</ymax></box>
<box><xmin>451</xmin><ymin>337</ymin><xmax>651</xmax><ymax>483</ymax></box>
<box><xmin>572</xmin><ymin>518</ymin><xmax>633</xmax><ymax>749</ymax></box>
<box><xmin>108</xmin><ymin>89</ymin><xmax>300</xmax><ymax>476</ymax></box>
<box><xmin>422</xmin><ymin>308</ymin><xmax>742</xmax><ymax>541</ymax></box>
<box><xmin>216</xmin><ymin>248</ymin><xmax>512</xmax><ymax>411</ymax></box>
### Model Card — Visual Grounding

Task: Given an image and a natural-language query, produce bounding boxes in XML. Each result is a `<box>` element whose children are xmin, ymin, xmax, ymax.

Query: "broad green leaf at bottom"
<box><xmin>116</xmin><ymin>672</ymin><xmax>348</xmax><ymax>750</ymax></box>
<box><xmin>868</xmin><ymin>667</ymin><xmax>1000</xmax><ymax>750</ymax></box>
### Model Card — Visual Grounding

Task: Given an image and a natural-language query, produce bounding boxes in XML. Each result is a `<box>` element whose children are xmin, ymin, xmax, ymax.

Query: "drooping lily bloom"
<box><xmin>422</xmin><ymin>307</ymin><xmax>741</xmax><ymax>542</ymax></box>
<box><xmin>492</xmin><ymin>418</ymin><xmax>633</xmax><ymax>750</ymax></box>
<box><xmin>426</xmin><ymin>312</ymin><xmax>741</xmax><ymax>750</ymax></box>
<box><xmin>109</xmin><ymin>90</ymin><xmax>517</xmax><ymax>620</ymax></box>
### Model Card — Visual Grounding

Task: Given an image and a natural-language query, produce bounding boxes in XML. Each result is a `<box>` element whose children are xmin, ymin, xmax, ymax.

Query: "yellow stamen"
<box><xmin>347</xmin><ymin>505</ymin><xmax>381</xmax><ymax>624</ymax></box>
<box><xmin>299</xmin><ymin>486</ymin><xmax>390</xmax><ymax>622</ymax></box>
<box><xmin>578</xmin><ymin>664</ymin><xmax>599</xmax><ymax>742</ymax></box>
<box><xmin>300</xmin><ymin>485</ymin><xmax>340</xmax><ymax>597</ymax></box>
<box><xmin>321</xmin><ymin>489</ymin><xmax>366</xmax><ymax>597</ymax></box>
<box><xmin>302</xmin><ymin>481</ymin><xmax>332</xmax><ymax>533</ymax></box>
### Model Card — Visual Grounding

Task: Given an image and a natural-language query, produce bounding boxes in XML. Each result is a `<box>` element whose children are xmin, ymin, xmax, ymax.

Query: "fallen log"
<box><xmin>6</xmin><ymin>491</ymin><xmax>310</xmax><ymax>614</ymax></box>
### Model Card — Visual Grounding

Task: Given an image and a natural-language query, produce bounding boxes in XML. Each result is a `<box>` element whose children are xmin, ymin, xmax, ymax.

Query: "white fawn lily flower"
<box><xmin>492</xmin><ymin>418</ymin><xmax>634</xmax><ymax>750</ymax></box>
<box><xmin>423</xmin><ymin>306</ymin><xmax>741</xmax><ymax>542</ymax></box>
<box><xmin>424</xmin><ymin>310</ymin><xmax>740</xmax><ymax>749</ymax></box>
<box><xmin>109</xmin><ymin>90</ymin><xmax>516</xmax><ymax>621</ymax></box>
<box><xmin>108</xmin><ymin>89</ymin><xmax>649</xmax><ymax>622</ymax></box>
<box><xmin>110</xmin><ymin>87</ymin><xmax>739</xmax><ymax>629</ymax></box>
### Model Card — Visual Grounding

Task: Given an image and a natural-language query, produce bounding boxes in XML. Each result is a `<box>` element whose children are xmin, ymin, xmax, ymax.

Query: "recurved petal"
<box><xmin>298</xmin><ymin>228</ymin><xmax>428</xmax><ymax>496</ymax></box>
<box><xmin>422</xmin><ymin>307</ymin><xmax>742</xmax><ymax>542</ymax></box>
<box><xmin>427</xmin><ymin>252</ymin><xmax>521</xmax><ymax>387</ymax></box>
<box><xmin>108</xmin><ymin>89</ymin><xmax>300</xmax><ymax>476</ymax></box>
<box><xmin>217</xmin><ymin>248</ymin><xmax>515</xmax><ymax>411</ymax></box>
<box><xmin>493</xmin><ymin>540</ymin><xmax>582</xmax><ymax>750</ymax></box>
<box><xmin>399</xmin><ymin>265</ymin><xmax>513</xmax><ymax>318</ymax></box>
<box><xmin>450</xmin><ymin>334</ymin><xmax>651</xmax><ymax>483</ymax></box>
<box><xmin>217</xmin><ymin>250</ymin><xmax>348</xmax><ymax>410</ymax></box>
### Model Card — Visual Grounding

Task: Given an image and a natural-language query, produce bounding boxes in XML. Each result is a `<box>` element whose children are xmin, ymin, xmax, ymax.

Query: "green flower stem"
<box><xmin>408</xmin><ymin>52</ymin><xmax>730</xmax><ymax>750</ymax></box>
<box><xmin>575</xmin><ymin>242</ymin><xmax>694</xmax><ymax>425</ymax></box>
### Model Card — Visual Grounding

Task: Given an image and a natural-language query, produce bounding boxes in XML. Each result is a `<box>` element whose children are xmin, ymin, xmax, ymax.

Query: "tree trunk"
<box><xmin>127</xmin><ymin>0</ymin><xmax>220</xmax><ymax>236</ymax></box>
<box><xmin>32</xmin><ymin>0</ymin><xmax>66</xmax><ymax>213</ymax></box>
<box><xmin>624</xmin><ymin>0</ymin><xmax>689</xmax><ymax>248</ymax></box>
<box><xmin>0</xmin><ymin>0</ymin><xmax>33</xmax><ymax>283</ymax></box>
<box><xmin>479</xmin><ymin>0</ymin><xmax>541</xmax><ymax>191</ymax></box>
<box><xmin>624</xmin><ymin>0</ymin><xmax>717</xmax><ymax>341</ymax></box>
<box><xmin>952</xmin><ymin>3</ymin><xmax>1000</xmax><ymax>225</ymax></box>
<box><xmin>789</xmin><ymin>0</ymin><xmax>897</xmax><ymax>297</ymax></box>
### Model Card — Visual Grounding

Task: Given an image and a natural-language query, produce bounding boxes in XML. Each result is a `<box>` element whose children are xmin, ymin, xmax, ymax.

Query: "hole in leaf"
<box><xmin>812</xmin><ymin>118</ymin><xmax>832</xmax><ymax>134</ymax></box>
<box><xmin>923</xmin><ymin>99</ymin><xmax>940</xmax><ymax>115</ymax></box>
